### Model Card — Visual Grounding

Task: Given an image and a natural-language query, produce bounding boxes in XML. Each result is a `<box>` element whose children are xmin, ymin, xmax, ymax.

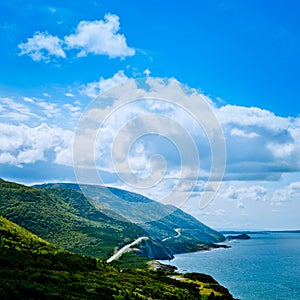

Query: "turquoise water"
<box><xmin>160</xmin><ymin>233</ymin><xmax>300</xmax><ymax>300</ymax></box>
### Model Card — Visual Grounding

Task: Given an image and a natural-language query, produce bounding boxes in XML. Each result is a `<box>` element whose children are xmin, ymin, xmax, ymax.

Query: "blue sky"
<box><xmin>1</xmin><ymin>0</ymin><xmax>300</xmax><ymax>229</ymax></box>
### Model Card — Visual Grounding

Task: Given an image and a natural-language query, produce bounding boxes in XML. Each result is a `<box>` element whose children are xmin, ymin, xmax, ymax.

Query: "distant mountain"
<box><xmin>36</xmin><ymin>182</ymin><xmax>226</xmax><ymax>254</ymax></box>
<box><xmin>0</xmin><ymin>215</ymin><xmax>235</xmax><ymax>299</ymax></box>
<box><xmin>0</xmin><ymin>179</ymin><xmax>225</xmax><ymax>261</ymax></box>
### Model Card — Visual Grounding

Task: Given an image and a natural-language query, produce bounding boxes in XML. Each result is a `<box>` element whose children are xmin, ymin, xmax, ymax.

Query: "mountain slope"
<box><xmin>0</xmin><ymin>215</ymin><xmax>235</xmax><ymax>299</ymax></box>
<box><xmin>0</xmin><ymin>178</ymin><xmax>225</xmax><ymax>260</ymax></box>
<box><xmin>36</xmin><ymin>183</ymin><xmax>225</xmax><ymax>254</ymax></box>
<box><xmin>0</xmin><ymin>179</ymin><xmax>145</xmax><ymax>259</ymax></box>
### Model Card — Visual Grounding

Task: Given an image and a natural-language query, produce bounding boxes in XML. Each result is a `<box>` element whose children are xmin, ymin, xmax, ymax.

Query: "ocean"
<box><xmin>160</xmin><ymin>233</ymin><xmax>300</xmax><ymax>300</ymax></box>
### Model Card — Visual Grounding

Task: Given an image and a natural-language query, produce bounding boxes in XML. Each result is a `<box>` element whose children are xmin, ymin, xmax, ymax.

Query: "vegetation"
<box><xmin>0</xmin><ymin>215</ymin><xmax>235</xmax><ymax>299</ymax></box>
<box><xmin>0</xmin><ymin>178</ymin><xmax>226</xmax><ymax>262</ymax></box>
<box><xmin>0</xmin><ymin>179</ymin><xmax>144</xmax><ymax>259</ymax></box>
<box><xmin>110</xmin><ymin>252</ymin><xmax>150</xmax><ymax>270</ymax></box>
<box><xmin>36</xmin><ymin>182</ymin><xmax>226</xmax><ymax>255</ymax></box>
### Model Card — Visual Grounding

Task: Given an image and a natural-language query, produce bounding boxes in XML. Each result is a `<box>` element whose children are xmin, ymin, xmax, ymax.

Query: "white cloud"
<box><xmin>271</xmin><ymin>182</ymin><xmax>300</xmax><ymax>205</ymax></box>
<box><xmin>1</xmin><ymin>96</ymin><xmax>83</xmax><ymax>129</ymax></box>
<box><xmin>5</xmin><ymin>76</ymin><xmax>300</xmax><ymax>190</ymax></box>
<box><xmin>62</xmin><ymin>103</ymin><xmax>82</xmax><ymax>119</ymax></box>
<box><xmin>65</xmin><ymin>14</ymin><xmax>135</xmax><ymax>58</ymax></box>
<box><xmin>34</xmin><ymin>101</ymin><xmax>63</xmax><ymax>118</ymax></box>
<box><xmin>220</xmin><ymin>184</ymin><xmax>267</xmax><ymax>202</ymax></box>
<box><xmin>0</xmin><ymin>153</ymin><xmax>18</xmax><ymax>165</ymax></box>
<box><xmin>18</xmin><ymin>31</ymin><xmax>66</xmax><ymax>62</ymax></box>
<box><xmin>18</xmin><ymin>14</ymin><xmax>135</xmax><ymax>62</ymax></box>
<box><xmin>81</xmin><ymin>70</ymin><xmax>129</xmax><ymax>98</ymax></box>
<box><xmin>218</xmin><ymin>105</ymin><xmax>290</xmax><ymax>131</ymax></box>
<box><xmin>143</xmin><ymin>68</ymin><xmax>151</xmax><ymax>77</ymax></box>
<box><xmin>0</xmin><ymin>123</ymin><xmax>73</xmax><ymax>167</ymax></box>
<box><xmin>230</xmin><ymin>128</ymin><xmax>258</xmax><ymax>138</ymax></box>
<box><xmin>267</xmin><ymin>142</ymin><xmax>295</xmax><ymax>159</ymax></box>
<box><xmin>2</xmin><ymin>75</ymin><xmax>300</xmax><ymax>229</ymax></box>
<box><xmin>65</xmin><ymin>93</ymin><xmax>75</xmax><ymax>97</ymax></box>
<box><xmin>201</xmin><ymin>209</ymin><xmax>227</xmax><ymax>216</ymax></box>
<box><xmin>74</xmin><ymin>78</ymin><xmax>227</xmax><ymax>209</ymax></box>
<box><xmin>0</xmin><ymin>97</ymin><xmax>41</xmax><ymax>122</ymax></box>
<box><xmin>23</xmin><ymin>97</ymin><xmax>35</xmax><ymax>103</ymax></box>
<box><xmin>216</xmin><ymin>104</ymin><xmax>300</xmax><ymax>180</ymax></box>
<box><xmin>80</xmin><ymin>76</ymin><xmax>300</xmax><ymax>185</ymax></box>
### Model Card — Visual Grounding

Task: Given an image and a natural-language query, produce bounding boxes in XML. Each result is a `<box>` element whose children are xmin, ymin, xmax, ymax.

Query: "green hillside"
<box><xmin>36</xmin><ymin>183</ymin><xmax>226</xmax><ymax>254</ymax></box>
<box><xmin>0</xmin><ymin>179</ymin><xmax>144</xmax><ymax>259</ymax></box>
<box><xmin>0</xmin><ymin>179</ymin><xmax>226</xmax><ymax>261</ymax></box>
<box><xmin>0</xmin><ymin>215</ymin><xmax>234</xmax><ymax>299</ymax></box>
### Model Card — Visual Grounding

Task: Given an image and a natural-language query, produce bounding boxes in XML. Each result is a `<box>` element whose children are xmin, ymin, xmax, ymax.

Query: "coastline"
<box><xmin>148</xmin><ymin>260</ymin><xmax>237</xmax><ymax>299</ymax></box>
<box><xmin>148</xmin><ymin>243</ymin><xmax>236</xmax><ymax>299</ymax></box>
<box><xmin>159</xmin><ymin>232</ymin><xmax>300</xmax><ymax>300</ymax></box>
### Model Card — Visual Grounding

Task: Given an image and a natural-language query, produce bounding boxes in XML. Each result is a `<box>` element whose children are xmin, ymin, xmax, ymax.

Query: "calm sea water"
<box><xmin>160</xmin><ymin>233</ymin><xmax>300</xmax><ymax>300</ymax></box>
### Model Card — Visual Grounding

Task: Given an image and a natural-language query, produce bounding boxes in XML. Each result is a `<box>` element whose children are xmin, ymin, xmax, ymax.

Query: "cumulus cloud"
<box><xmin>0</xmin><ymin>123</ymin><xmax>73</xmax><ymax>167</ymax></box>
<box><xmin>217</xmin><ymin>105</ymin><xmax>290</xmax><ymax>131</ymax></box>
<box><xmin>3</xmin><ymin>76</ymin><xmax>300</xmax><ymax>192</ymax></box>
<box><xmin>64</xmin><ymin>14</ymin><xmax>135</xmax><ymax>58</ymax></box>
<box><xmin>81</xmin><ymin>70</ymin><xmax>129</xmax><ymax>98</ymax></box>
<box><xmin>18</xmin><ymin>32</ymin><xmax>66</xmax><ymax>62</ymax></box>
<box><xmin>18</xmin><ymin>14</ymin><xmax>135</xmax><ymax>62</ymax></box>
<box><xmin>72</xmin><ymin>76</ymin><xmax>300</xmax><ymax>213</ymax></box>
<box><xmin>2</xmin><ymin>75</ymin><xmax>300</xmax><ymax>221</ymax></box>
<box><xmin>216</xmin><ymin>104</ymin><xmax>300</xmax><ymax>180</ymax></box>
<box><xmin>74</xmin><ymin>77</ymin><xmax>227</xmax><ymax>209</ymax></box>
<box><xmin>78</xmin><ymin>76</ymin><xmax>300</xmax><ymax>186</ymax></box>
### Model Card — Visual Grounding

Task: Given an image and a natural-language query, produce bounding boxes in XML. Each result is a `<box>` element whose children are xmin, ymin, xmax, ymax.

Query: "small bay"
<box><xmin>160</xmin><ymin>233</ymin><xmax>300</xmax><ymax>300</ymax></box>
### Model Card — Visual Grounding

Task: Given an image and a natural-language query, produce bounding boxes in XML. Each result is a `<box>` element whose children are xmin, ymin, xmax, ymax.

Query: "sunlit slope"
<box><xmin>37</xmin><ymin>183</ymin><xmax>226</xmax><ymax>254</ymax></box>
<box><xmin>0</xmin><ymin>179</ymin><xmax>144</xmax><ymax>259</ymax></box>
<box><xmin>0</xmin><ymin>215</ymin><xmax>234</xmax><ymax>299</ymax></box>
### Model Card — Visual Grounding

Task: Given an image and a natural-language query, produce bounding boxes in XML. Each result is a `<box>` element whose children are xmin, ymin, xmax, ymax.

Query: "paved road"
<box><xmin>107</xmin><ymin>236</ymin><xmax>149</xmax><ymax>263</ymax></box>
<box><xmin>162</xmin><ymin>228</ymin><xmax>181</xmax><ymax>242</ymax></box>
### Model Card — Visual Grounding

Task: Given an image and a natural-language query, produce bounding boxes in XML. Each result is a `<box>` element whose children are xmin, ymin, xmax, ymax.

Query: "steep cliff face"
<box><xmin>134</xmin><ymin>239</ymin><xmax>174</xmax><ymax>260</ymax></box>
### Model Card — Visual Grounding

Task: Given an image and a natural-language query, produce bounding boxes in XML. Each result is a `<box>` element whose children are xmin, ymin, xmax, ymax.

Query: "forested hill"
<box><xmin>0</xmin><ymin>215</ymin><xmax>235</xmax><ymax>299</ymax></box>
<box><xmin>0</xmin><ymin>179</ymin><xmax>225</xmax><ymax>260</ymax></box>
<box><xmin>35</xmin><ymin>182</ymin><xmax>226</xmax><ymax>254</ymax></box>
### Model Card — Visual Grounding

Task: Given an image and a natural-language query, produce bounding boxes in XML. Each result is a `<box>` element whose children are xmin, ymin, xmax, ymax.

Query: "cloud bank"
<box><xmin>2</xmin><ymin>75</ymin><xmax>300</xmax><ymax>185</ymax></box>
<box><xmin>1</xmin><ymin>75</ymin><xmax>300</xmax><ymax>229</ymax></box>
<box><xmin>0</xmin><ymin>123</ymin><xmax>73</xmax><ymax>167</ymax></box>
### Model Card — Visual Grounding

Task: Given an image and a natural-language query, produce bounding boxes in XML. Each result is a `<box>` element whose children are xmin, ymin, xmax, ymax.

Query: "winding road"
<box><xmin>107</xmin><ymin>236</ymin><xmax>149</xmax><ymax>263</ymax></box>
<box><xmin>162</xmin><ymin>228</ymin><xmax>181</xmax><ymax>242</ymax></box>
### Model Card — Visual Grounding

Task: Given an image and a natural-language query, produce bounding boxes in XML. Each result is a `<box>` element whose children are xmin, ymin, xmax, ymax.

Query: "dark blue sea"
<box><xmin>160</xmin><ymin>233</ymin><xmax>300</xmax><ymax>300</ymax></box>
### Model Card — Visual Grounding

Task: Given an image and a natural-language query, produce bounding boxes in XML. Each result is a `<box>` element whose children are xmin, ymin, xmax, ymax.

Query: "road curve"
<box><xmin>107</xmin><ymin>236</ymin><xmax>149</xmax><ymax>263</ymax></box>
<box><xmin>162</xmin><ymin>228</ymin><xmax>181</xmax><ymax>242</ymax></box>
